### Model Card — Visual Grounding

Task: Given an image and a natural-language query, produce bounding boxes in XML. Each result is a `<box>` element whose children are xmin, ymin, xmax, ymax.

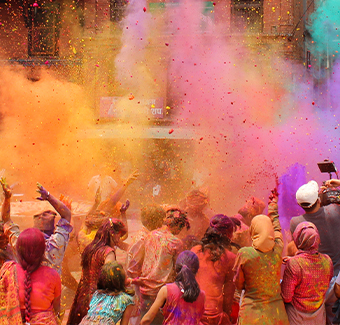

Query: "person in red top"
<box><xmin>0</xmin><ymin>227</ymin><xmax>61</xmax><ymax>325</ymax></box>
<box><xmin>191</xmin><ymin>214</ymin><xmax>236</xmax><ymax>325</ymax></box>
<box><xmin>281</xmin><ymin>221</ymin><xmax>333</xmax><ymax>325</ymax></box>
<box><xmin>141</xmin><ymin>250</ymin><xmax>205</xmax><ymax>325</ymax></box>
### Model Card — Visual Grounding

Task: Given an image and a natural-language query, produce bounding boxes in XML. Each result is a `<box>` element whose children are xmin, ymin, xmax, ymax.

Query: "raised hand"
<box><xmin>125</xmin><ymin>169</ymin><xmax>140</xmax><ymax>186</ymax></box>
<box><xmin>0</xmin><ymin>177</ymin><xmax>12</xmax><ymax>199</ymax></box>
<box><xmin>120</xmin><ymin>199</ymin><xmax>130</xmax><ymax>213</ymax></box>
<box><xmin>36</xmin><ymin>182</ymin><xmax>50</xmax><ymax>201</ymax></box>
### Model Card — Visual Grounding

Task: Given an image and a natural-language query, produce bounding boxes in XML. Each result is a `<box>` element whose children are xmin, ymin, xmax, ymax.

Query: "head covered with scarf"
<box><xmin>250</xmin><ymin>214</ymin><xmax>275</xmax><ymax>253</ymax></box>
<box><xmin>209</xmin><ymin>214</ymin><xmax>234</xmax><ymax>240</ymax></box>
<box><xmin>200</xmin><ymin>214</ymin><xmax>235</xmax><ymax>262</ymax></box>
<box><xmin>293</xmin><ymin>221</ymin><xmax>320</xmax><ymax>254</ymax></box>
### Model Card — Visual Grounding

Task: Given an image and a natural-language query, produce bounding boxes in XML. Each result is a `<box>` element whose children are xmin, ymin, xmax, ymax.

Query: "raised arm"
<box><xmin>87</xmin><ymin>186</ymin><xmax>101</xmax><ymax>215</ymax></box>
<box><xmin>267</xmin><ymin>188</ymin><xmax>283</xmax><ymax>249</ymax></box>
<box><xmin>36</xmin><ymin>183</ymin><xmax>71</xmax><ymax>222</ymax></box>
<box><xmin>99</xmin><ymin>170</ymin><xmax>139</xmax><ymax>214</ymax></box>
<box><xmin>0</xmin><ymin>178</ymin><xmax>11</xmax><ymax>223</ymax></box>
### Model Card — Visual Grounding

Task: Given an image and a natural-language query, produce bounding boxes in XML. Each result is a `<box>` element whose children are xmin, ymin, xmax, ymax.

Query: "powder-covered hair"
<box><xmin>141</xmin><ymin>204</ymin><xmax>165</xmax><ymax>231</ymax></box>
<box><xmin>163</xmin><ymin>208</ymin><xmax>190</xmax><ymax>231</ymax></box>
<box><xmin>175</xmin><ymin>250</ymin><xmax>200</xmax><ymax>303</ymax></box>
<box><xmin>97</xmin><ymin>261</ymin><xmax>134</xmax><ymax>296</ymax></box>
<box><xmin>16</xmin><ymin>228</ymin><xmax>46</xmax><ymax>323</ymax></box>
<box><xmin>82</xmin><ymin>218</ymin><xmax>127</xmax><ymax>270</ymax></box>
<box><xmin>200</xmin><ymin>214</ymin><xmax>234</xmax><ymax>262</ymax></box>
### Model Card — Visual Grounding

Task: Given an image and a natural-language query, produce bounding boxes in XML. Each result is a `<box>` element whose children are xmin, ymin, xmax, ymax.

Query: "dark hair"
<box><xmin>200</xmin><ymin>214</ymin><xmax>233</xmax><ymax>262</ymax></box>
<box><xmin>141</xmin><ymin>205</ymin><xmax>165</xmax><ymax>231</ymax></box>
<box><xmin>175</xmin><ymin>251</ymin><xmax>200</xmax><ymax>303</ymax></box>
<box><xmin>164</xmin><ymin>209</ymin><xmax>190</xmax><ymax>231</ymax></box>
<box><xmin>82</xmin><ymin>218</ymin><xmax>127</xmax><ymax>270</ymax></box>
<box><xmin>16</xmin><ymin>228</ymin><xmax>46</xmax><ymax>323</ymax></box>
<box><xmin>300</xmin><ymin>199</ymin><xmax>319</xmax><ymax>213</ymax></box>
<box><xmin>97</xmin><ymin>261</ymin><xmax>134</xmax><ymax>296</ymax></box>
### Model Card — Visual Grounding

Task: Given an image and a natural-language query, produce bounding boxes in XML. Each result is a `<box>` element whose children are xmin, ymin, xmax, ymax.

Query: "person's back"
<box><xmin>192</xmin><ymin>214</ymin><xmax>236</xmax><ymax>325</ymax></box>
<box><xmin>192</xmin><ymin>245</ymin><xmax>235</xmax><ymax>301</ymax></box>
<box><xmin>139</xmin><ymin>226</ymin><xmax>183</xmax><ymax>297</ymax></box>
<box><xmin>162</xmin><ymin>282</ymin><xmax>205</xmax><ymax>325</ymax></box>
<box><xmin>17</xmin><ymin>264</ymin><xmax>61</xmax><ymax>314</ymax></box>
<box><xmin>140</xmin><ymin>250</ymin><xmax>205</xmax><ymax>325</ymax></box>
<box><xmin>290</xmin><ymin>179</ymin><xmax>340</xmax><ymax>325</ymax></box>
<box><xmin>282</xmin><ymin>221</ymin><xmax>333</xmax><ymax>325</ymax></box>
<box><xmin>282</xmin><ymin>252</ymin><xmax>332</xmax><ymax>311</ymax></box>
<box><xmin>233</xmin><ymin>192</ymin><xmax>289</xmax><ymax>325</ymax></box>
<box><xmin>79</xmin><ymin>262</ymin><xmax>134</xmax><ymax>325</ymax></box>
<box><xmin>236</xmin><ymin>244</ymin><xmax>282</xmax><ymax>302</ymax></box>
<box><xmin>290</xmin><ymin>204</ymin><xmax>340</xmax><ymax>274</ymax></box>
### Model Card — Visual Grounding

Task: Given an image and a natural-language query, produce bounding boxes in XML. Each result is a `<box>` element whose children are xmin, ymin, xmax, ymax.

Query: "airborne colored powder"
<box><xmin>0</xmin><ymin>0</ymin><xmax>340</xmax><ymax>215</ymax></box>
<box><xmin>309</xmin><ymin>0</ymin><xmax>340</xmax><ymax>58</ymax></box>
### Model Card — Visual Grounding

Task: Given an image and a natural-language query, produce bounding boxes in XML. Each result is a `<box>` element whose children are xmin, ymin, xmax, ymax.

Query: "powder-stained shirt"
<box><xmin>126</xmin><ymin>226</ymin><xmax>148</xmax><ymax>279</ymax></box>
<box><xmin>17</xmin><ymin>264</ymin><xmax>61</xmax><ymax>312</ymax></box>
<box><xmin>139</xmin><ymin>226</ymin><xmax>183</xmax><ymax>297</ymax></box>
<box><xmin>4</xmin><ymin>218</ymin><xmax>73</xmax><ymax>275</ymax></box>
<box><xmin>281</xmin><ymin>251</ymin><xmax>333</xmax><ymax>313</ymax></box>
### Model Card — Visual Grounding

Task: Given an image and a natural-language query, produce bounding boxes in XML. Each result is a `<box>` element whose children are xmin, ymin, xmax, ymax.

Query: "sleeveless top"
<box><xmin>79</xmin><ymin>291</ymin><xmax>134</xmax><ymax>325</ymax></box>
<box><xmin>162</xmin><ymin>283</ymin><xmax>205</xmax><ymax>325</ymax></box>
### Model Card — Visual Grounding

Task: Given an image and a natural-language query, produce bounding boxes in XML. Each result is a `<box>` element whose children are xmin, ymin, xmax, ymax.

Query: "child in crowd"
<box><xmin>79</xmin><ymin>261</ymin><xmax>135</xmax><ymax>325</ymax></box>
<box><xmin>140</xmin><ymin>250</ymin><xmax>205</xmax><ymax>325</ymax></box>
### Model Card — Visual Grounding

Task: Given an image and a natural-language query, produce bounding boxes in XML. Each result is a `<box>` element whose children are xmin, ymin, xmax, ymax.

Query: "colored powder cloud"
<box><xmin>309</xmin><ymin>0</ymin><xmax>340</xmax><ymax>58</ymax></box>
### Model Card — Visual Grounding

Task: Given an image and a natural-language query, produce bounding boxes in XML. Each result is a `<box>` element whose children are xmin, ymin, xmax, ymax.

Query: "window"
<box><xmin>110</xmin><ymin>0</ymin><xmax>127</xmax><ymax>22</ymax></box>
<box><xmin>27</xmin><ymin>2</ymin><xmax>61</xmax><ymax>56</ymax></box>
<box><xmin>231</xmin><ymin>0</ymin><xmax>263</xmax><ymax>33</ymax></box>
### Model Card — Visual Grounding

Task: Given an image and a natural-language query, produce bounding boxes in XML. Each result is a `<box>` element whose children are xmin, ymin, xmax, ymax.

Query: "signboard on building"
<box><xmin>100</xmin><ymin>97</ymin><xmax>164</xmax><ymax>119</ymax></box>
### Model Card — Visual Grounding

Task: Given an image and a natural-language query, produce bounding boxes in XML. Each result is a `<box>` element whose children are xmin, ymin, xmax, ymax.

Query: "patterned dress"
<box><xmin>79</xmin><ymin>291</ymin><xmax>134</xmax><ymax>325</ymax></box>
<box><xmin>67</xmin><ymin>246</ymin><xmax>115</xmax><ymax>325</ymax></box>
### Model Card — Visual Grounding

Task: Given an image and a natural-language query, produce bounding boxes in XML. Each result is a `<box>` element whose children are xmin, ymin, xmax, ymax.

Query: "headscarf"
<box><xmin>250</xmin><ymin>214</ymin><xmax>275</xmax><ymax>253</ymax></box>
<box><xmin>293</xmin><ymin>221</ymin><xmax>320</xmax><ymax>253</ymax></box>
<box><xmin>209</xmin><ymin>214</ymin><xmax>234</xmax><ymax>239</ymax></box>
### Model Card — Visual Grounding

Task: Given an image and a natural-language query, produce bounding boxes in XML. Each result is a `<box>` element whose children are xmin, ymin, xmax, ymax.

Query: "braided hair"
<box><xmin>82</xmin><ymin>218</ymin><xmax>127</xmax><ymax>270</ymax></box>
<box><xmin>175</xmin><ymin>250</ymin><xmax>200</xmax><ymax>303</ymax></box>
<box><xmin>16</xmin><ymin>228</ymin><xmax>46</xmax><ymax>323</ymax></box>
<box><xmin>200</xmin><ymin>214</ymin><xmax>234</xmax><ymax>262</ymax></box>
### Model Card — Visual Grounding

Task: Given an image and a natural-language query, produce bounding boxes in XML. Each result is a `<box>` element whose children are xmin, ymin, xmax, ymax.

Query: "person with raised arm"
<box><xmin>0</xmin><ymin>178</ymin><xmax>72</xmax><ymax>274</ymax></box>
<box><xmin>77</xmin><ymin>170</ymin><xmax>139</xmax><ymax>253</ymax></box>
<box><xmin>233</xmin><ymin>189</ymin><xmax>289</xmax><ymax>325</ymax></box>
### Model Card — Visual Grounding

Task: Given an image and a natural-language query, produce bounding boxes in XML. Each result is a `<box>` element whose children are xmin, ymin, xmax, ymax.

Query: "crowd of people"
<box><xmin>0</xmin><ymin>171</ymin><xmax>340</xmax><ymax>325</ymax></box>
